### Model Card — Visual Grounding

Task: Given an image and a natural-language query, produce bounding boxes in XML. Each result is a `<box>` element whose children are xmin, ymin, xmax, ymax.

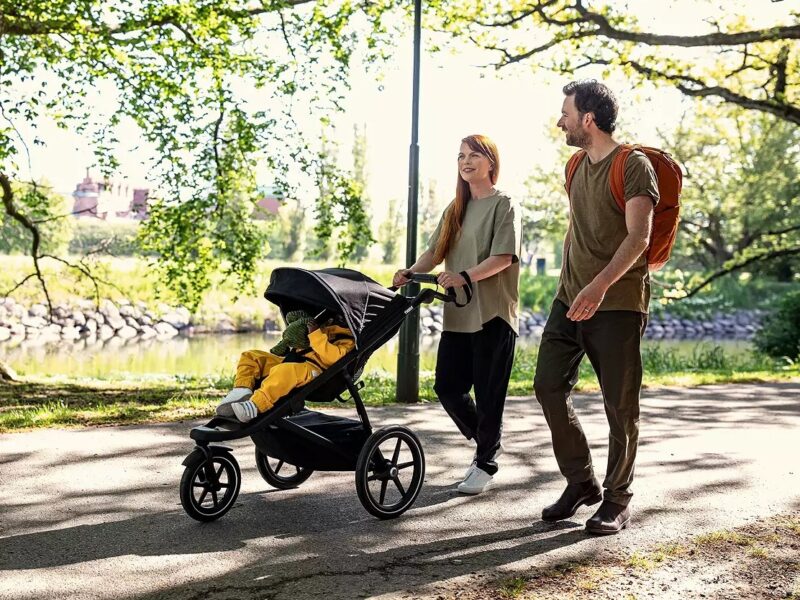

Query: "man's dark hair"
<box><xmin>563</xmin><ymin>80</ymin><xmax>618</xmax><ymax>134</ymax></box>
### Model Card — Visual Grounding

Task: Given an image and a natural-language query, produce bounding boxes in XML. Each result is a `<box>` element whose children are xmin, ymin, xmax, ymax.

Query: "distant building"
<box><xmin>72</xmin><ymin>170</ymin><xmax>149</xmax><ymax>220</ymax></box>
<box><xmin>253</xmin><ymin>186</ymin><xmax>284</xmax><ymax>219</ymax></box>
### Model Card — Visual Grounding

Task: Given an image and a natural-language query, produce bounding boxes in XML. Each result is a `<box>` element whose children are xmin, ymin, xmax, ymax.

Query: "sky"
<box><xmin>17</xmin><ymin>0</ymin><xmax>794</xmax><ymax>224</ymax></box>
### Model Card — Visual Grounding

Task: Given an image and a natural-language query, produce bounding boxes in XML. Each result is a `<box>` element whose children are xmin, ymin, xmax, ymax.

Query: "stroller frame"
<box><xmin>179</xmin><ymin>269</ymin><xmax>459</xmax><ymax>522</ymax></box>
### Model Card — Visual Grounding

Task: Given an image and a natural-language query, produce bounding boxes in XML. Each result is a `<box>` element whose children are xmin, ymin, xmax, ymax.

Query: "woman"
<box><xmin>393</xmin><ymin>134</ymin><xmax>521</xmax><ymax>495</ymax></box>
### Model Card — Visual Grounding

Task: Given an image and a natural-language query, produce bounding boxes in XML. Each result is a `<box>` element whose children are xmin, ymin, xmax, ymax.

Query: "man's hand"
<box><xmin>567</xmin><ymin>280</ymin><xmax>608</xmax><ymax>321</ymax></box>
<box><xmin>437</xmin><ymin>271</ymin><xmax>467</xmax><ymax>289</ymax></box>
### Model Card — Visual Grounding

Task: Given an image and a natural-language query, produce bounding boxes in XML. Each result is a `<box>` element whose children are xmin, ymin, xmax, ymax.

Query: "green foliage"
<box><xmin>425</xmin><ymin>2</ymin><xmax>798</xmax><ymax>126</ymax></box>
<box><xmin>754</xmin><ymin>290</ymin><xmax>800</xmax><ymax>361</ymax></box>
<box><xmin>663</xmin><ymin>104</ymin><xmax>800</xmax><ymax>277</ymax></box>
<box><xmin>0</xmin><ymin>182</ymin><xmax>73</xmax><ymax>255</ymax></box>
<box><xmin>68</xmin><ymin>219</ymin><xmax>142</xmax><ymax>256</ymax></box>
<box><xmin>313</xmin><ymin>133</ymin><xmax>374</xmax><ymax>264</ymax></box>
<box><xmin>1</xmin><ymin>0</ymin><xmax>398</xmax><ymax>307</ymax></box>
<box><xmin>521</xmin><ymin>132</ymin><xmax>571</xmax><ymax>255</ymax></box>
<box><xmin>653</xmin><ymin>271</ymin><xmax>800</xmax><ymax>319</ymax></box>
<box><xmin>519</xmin><ymin>271</ymin><xmax>559</xmax><ymax>311</ymax></box>
<box><xmin>378</xmin><ymin>198</ymin><xmax>402</xmax><ymax>264</ymax></box>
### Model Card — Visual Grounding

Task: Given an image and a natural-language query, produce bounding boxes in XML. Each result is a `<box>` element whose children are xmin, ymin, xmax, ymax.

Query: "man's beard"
<box><xmin>565</xmin><ymin>126</ymin><xmax>590</xmax><ymax>148</ymax></box>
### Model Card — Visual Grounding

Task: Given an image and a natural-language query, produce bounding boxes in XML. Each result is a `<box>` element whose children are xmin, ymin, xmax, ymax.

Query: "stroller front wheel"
<box><xmin>180</xmin><ymin>447</ymin><xmax>241</xmax><ymax>522</ymax></box>
<box><xmin>355</xmin><ymin>425</ymin><xmax>425</xmax><ymax>519</ymax></box>
<box><xmin>254</xmin><ymin>448</ymin><xmax>314</xmax><ymax>490</ymax></box>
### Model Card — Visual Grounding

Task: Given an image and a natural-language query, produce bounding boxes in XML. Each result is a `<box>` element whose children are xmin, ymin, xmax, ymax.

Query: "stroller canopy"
<box><xmin>264</xmin><ymin>268</ymin><xmax>399</xmax><ymax>346</ymax></box>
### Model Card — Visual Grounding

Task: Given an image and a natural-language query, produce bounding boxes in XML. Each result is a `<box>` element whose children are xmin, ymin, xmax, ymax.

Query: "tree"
<box><xmin>521</xmin><ymin>136</ymin><xmax>572</xmax><ymax>266</ymax></box>
<box><xmin>427</xmin><ymin>1</ymin><xmax>799</xmax><ymax>125</ymax></box>
<box><xmin>418</xmin><ymin>178</ymin><xmax>441</xmax><ymax>255</ymax></box>
<box><xmin>664</xmin><ymin>103</ymin><xmax>800</xmax><ymax>296</ymax></box>
<box><xmin>1</xmin><ymin>0</ymin><xmax>397</xmax><ymax>310</ymax></box>
<box><xmin>349</xmin><ymin>123</ymin><xmax>373</xmax><ymax>262</ymax></box>
<box><xmin>0</xmin><ymin>181</ymin><xmax>73</xmax><ymax>255</ymax></box>
<box><xmin>378</xmin><ymin>198</ymin><xmax>402</xmax><ymax>264</ymax></box>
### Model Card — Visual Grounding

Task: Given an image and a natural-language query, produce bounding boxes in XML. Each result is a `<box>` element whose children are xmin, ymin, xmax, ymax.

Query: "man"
<box><xmin>534</xmin><ymin>80</ymin><xmax>659</xmax><ymax>534</ymax></box>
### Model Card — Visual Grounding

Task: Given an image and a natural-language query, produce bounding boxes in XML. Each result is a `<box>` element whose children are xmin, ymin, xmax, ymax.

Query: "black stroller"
<box><xmin>179</xmin><ymin>267</ymin><xmax>468</xmax><ymax>522</ymax></box>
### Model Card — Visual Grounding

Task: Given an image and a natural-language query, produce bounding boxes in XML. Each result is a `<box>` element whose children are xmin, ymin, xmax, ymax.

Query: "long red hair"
<box><xmin>433</xmin><ymin>134</ymin><xmax>500</xmax><ymax>264</ymax></box>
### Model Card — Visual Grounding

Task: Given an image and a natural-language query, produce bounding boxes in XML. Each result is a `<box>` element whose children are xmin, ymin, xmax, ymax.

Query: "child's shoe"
<box><xmin>231</xmin><ymin>399</ymin><xmax>258</xmax><ymax>423</ymax></box>
<box><xmin>216</xmin><ymin>388</ymin><xmax>253</xmax><ymax>417</ymax></box>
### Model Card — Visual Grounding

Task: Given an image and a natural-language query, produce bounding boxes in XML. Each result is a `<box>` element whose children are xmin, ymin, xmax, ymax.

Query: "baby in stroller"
<box><xmin>216</xmin><ymin>310</ymin><xmax>355</xmax><ymax>422</ymax></box>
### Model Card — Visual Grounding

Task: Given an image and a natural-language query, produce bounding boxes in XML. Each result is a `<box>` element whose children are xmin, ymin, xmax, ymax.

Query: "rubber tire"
<box><xmin>254</xmin><ymin>448</ymin><xmax>314</xmax><ymax>490</ymax></box>
<box><xmin>355</xmin><ymin>425</ymin><xmax>425</xmax><ymax>519</ymax></box>
<box><xmin>180</xmin><ymin>448</ymin><xmax>241</xmax><ymax>522</ymax></box>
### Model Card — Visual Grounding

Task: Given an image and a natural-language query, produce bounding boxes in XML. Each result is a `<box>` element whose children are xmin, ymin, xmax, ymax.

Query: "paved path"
<box><xmin>1</xmin><ymin>383</ymin><xmax>798</xmax><ymax>599</ymax></box>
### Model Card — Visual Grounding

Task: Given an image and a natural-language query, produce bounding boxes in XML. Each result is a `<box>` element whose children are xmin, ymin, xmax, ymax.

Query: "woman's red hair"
<box><xmin>433</xmin><ymin>134</ymin><xmax>500</xmax><ymax>264</ymax></box>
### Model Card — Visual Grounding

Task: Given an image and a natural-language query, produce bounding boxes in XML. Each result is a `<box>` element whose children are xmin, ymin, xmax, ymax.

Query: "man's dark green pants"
<box><xmin>534</xmin><ymin>299</ymin><xmax>647</xmax><ymax>506</ymax></box>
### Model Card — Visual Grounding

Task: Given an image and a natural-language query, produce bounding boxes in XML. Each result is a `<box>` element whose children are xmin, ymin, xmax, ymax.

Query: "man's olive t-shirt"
<box><xmin>428</xmin><ymin>191</ymin><xmax>522</xmax><ymax>334</ymax></box>
<box><xmin>556</xmin><ymin>146</ymin><xmax>660</xmax><ymax>314</ymax></box>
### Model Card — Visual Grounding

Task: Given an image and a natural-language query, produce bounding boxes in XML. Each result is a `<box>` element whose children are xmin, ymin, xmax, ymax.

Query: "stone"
<box><xmin>160</xmin><ymin>311</ymin><xmax>190</xmax><ymax>329</ymax></box>
<box><xmin>84</xmin><ymin>319</ymin><xmax>98</xmax><ymax>333</ymax></box>
<box><xmin>29</xmin><ymin>304</ymin><xmax>48</xmax><ymax>318</ymax></box>
<box><xmin>0</xmin><ymin>327</ymin><xmax>10</xmax><ymax>342</ymax></box>
<box><xmin>213</xmin><ymin>320</ymin><xmax>237</xmax><ymax>334</ymax></box>
<box><xmin>154</xmin><ymin>322</ymin><xmax>179</xmax><ymax>338</ymax></box>
<box><xmin>61</xmin><ymin>326</ymin><xmax>81</xmax><ymax>341</ymax></box>
<box><xmin>100</xmin><ymin>300</ymin><xmax>121</xmax><ymax>320</ymax></box>
<box><xmin>71</xmin><ymin>310</ymin><xmax>86</xmax><ymax>326</ymax></box>
<box><xmin>119</xmin><ymin>304</ymin><xmax>136</xmax><ymax>318</ymax></box>
<box><xmin>106</xmin><ymin>314</ymin><xmax>126</xmax><ymax>330</ymax></box>
<box><xmin>139</xmin><ymin>325</ymin><xmax>157</xmax><ymax>340</ymax></box>
<box><xmin>98</xmin><ymin>324</ymin><xmax>115</xmax><ymax>341</ymax></box>
<box><xmin>117</xmin><ymin>326</ymin><xmax>138</xmax><ymax>340</ymax></box>
<box><xmin>125</xmin><ymin>317</ymin><xmax>141</xmax><ymax>331</ymax></box>
<box><xmin>21</xmin><ymin>315</ymin><xmax>47</xmax><ymax>329</ymax></box>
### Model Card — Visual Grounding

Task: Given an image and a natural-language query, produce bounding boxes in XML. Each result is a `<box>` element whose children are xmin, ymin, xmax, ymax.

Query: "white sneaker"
<box><xmin>231</xmin><ymin>399</ymin><xmax>258</xmax><ymax>423</ymax></box>
<box><xmin>216</xmin><ymin>388</ymin><xmax>253</xmax><ymax>417</ymax></box>
<box><xmin>457</xmin><ymin>465</ymin><xmax>494</xmax><ymax>495</ymax></box>
<box><xmin>221</xmin><ymin>387</ymin><xmax>253</xmax><ymax>404</ymax></box>
<box><xmin>463</xmin><ymin>443</ymin><xmax>505</xmax><ymax>478</ymax></box>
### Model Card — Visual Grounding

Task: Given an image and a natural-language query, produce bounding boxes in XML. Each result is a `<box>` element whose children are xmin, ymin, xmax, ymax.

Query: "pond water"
<box><xmin>2</xmin><ymin>332</ymin><xmax>752</xmax><ymax>380</ymax></box>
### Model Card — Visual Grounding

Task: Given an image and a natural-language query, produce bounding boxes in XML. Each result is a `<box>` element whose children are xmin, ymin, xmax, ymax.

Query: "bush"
<box><xmin>519</xmin><ymin>271</ymin><xmax>558</xmax><ymax>312</ymax></box>
<box><xmin>754</xmin><ymin>290</ymin><xmax>800</xmax><ymax>361</ymax></box>
<box><xmin>68</xmin><ymin>219</ymin><xmax>142</xmax><ymax>256</ymax></box>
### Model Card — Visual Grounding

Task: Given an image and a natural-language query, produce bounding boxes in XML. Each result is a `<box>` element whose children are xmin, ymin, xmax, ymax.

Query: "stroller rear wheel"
<box><xmin>180</xmin><ymin>447</ymin><xmax>241</xmax><ymax>522</ymax></box>
<box><xmin>355</xmin><ymin>425</ymin><xmax>425</xmax><ymax>519</ymax></box>
<box><xmin>254</xmin><ymin>448</ymin><xmax>314</xmax><ymax>490</ymax></box>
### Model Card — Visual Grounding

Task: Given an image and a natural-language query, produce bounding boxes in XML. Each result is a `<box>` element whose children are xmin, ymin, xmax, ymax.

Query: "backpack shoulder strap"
<box><xmin>564</xmin><ymin>150</ymin><xmax>587</xmax><ymax>196</ymax></box>
<box><xmin>609</xmin><ymin>143</ymin><xmax>635</xmax><ymax>213</ymax></box>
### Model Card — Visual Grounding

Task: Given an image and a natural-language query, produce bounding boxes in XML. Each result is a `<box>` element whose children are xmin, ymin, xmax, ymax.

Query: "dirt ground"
<box><xmin>455</xmin><ymin>513</ymin><xmax>800</xmax><ymax>600</ymax></box>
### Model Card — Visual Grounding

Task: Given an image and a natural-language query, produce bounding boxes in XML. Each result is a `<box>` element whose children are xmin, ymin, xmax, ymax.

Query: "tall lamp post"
<box><xmin>396</xmin><ymin>0</ymin><xmax>423</xmax><ymax>404</ymax></box>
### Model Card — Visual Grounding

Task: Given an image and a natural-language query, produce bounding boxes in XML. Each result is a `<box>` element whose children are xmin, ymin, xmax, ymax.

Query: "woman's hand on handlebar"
<box><xmin>437</xmin><ymin>271</ymin><xmax>467</xmax><ymax>289</ymax></box>
<box><xmin>392</xmin><ymin>269</ymin><xmax>412</xmax><ymax>287</ymax></box>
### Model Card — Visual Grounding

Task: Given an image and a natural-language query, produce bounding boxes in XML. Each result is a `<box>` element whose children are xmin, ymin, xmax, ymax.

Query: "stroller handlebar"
<box><xmin>389</xmin><ymin>271</ymin><xmax>472</xmax><ymax>307</ymax></box>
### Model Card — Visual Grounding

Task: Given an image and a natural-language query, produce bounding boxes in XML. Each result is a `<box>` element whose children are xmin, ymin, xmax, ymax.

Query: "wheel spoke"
<box><xmin>379</xmin><ymin>479</ymin><xmax>388</xmax><ymax>505</ymax></box>
<box><xmin>275</xmin><ymin>460</ymin><xmax>284</xmax><ymax>475</ymax></box>
<box><xmin>367</xmin><ymin>474</ymin><xmax>380</xmax><ymax>482</ymax></box>
<box><xmin>215</xmin><ymin>464</ymin><xmax>224</xmax><ymax>479</ymax></box>
<box><xmin>198</xmin><ymin>488</ymin><xmax>209</xmax><ymax>505</ymax></box>
<box><xmin>218</xmin><ymin>482</ymin><xmax>230</xmax><ymax>488</ymax></box>
<box><xmin>396</xmin><ymin>461</ymin><xmax>416</xmax><ymax>470</ymax></box>
<box><xmin>211</xmin><ymin>488</ymin><xmax>219</xmax><ymax>506</ymax></box>
<box><xmin>391</xmin><ymin>438</ymin><xmax>402</xmax><ymax>464</ymax></box>
<box><xmin>392</xmin><ymin>476</ymin><xmax>406</xmax><ymax>497</ymax></box>
<box><xmin>193</xmin><ymin>482</ymin><xmax>208</xmax><ymax>489</ymax></box>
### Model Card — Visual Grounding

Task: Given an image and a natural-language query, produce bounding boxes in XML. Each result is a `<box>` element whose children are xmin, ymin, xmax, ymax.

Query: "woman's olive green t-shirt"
<box><xmin>427</xmin><ymin>191</ymin><xmax>522</xmax><ymax>334</ymax></box>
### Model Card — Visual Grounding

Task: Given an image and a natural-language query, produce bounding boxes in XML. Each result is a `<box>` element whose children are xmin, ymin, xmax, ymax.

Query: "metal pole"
<box><xmin>397</xmin><ymin>0</ymin><xmax>422</xmax><ymax>404</ymax></box>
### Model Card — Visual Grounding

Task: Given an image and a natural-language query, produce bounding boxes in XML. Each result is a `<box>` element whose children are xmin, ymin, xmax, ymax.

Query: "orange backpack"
<box><xmin>565</xmin><ymin>144</ymin><xmax>682</xmax><ymax>271</ymax></box>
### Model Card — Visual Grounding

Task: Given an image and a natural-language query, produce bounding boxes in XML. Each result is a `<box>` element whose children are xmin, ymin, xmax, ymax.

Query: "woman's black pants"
<box><xmin>434</xmin><ymin>317</ymin><xmax>517</xmax><ymax>475</ymax></box>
